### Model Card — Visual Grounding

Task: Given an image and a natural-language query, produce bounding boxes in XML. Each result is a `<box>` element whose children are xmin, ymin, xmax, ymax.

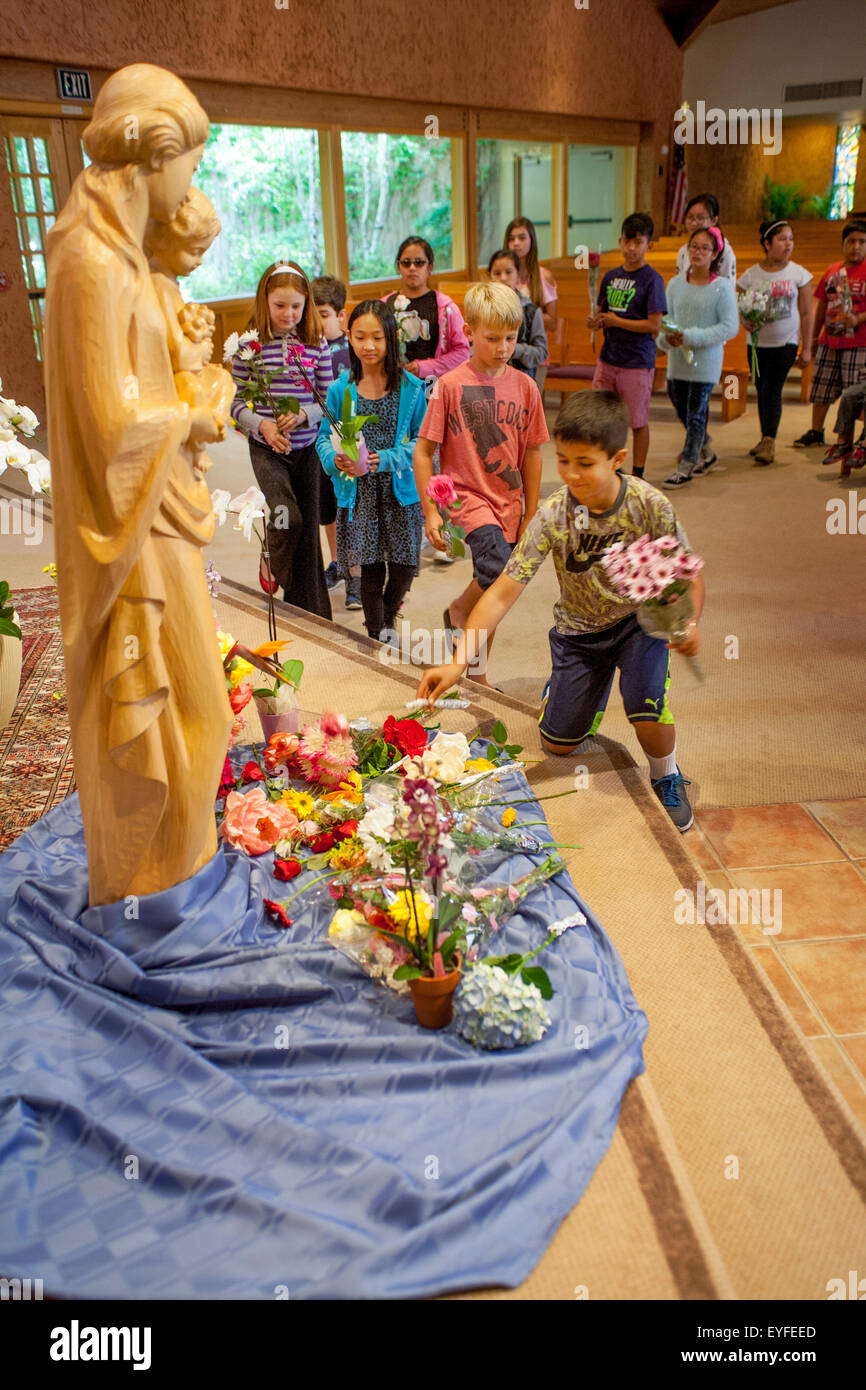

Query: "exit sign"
<box><xmin>56</xmin><ymin>68</ymin><xmax>92</xmax><ymax>102</ymax></box>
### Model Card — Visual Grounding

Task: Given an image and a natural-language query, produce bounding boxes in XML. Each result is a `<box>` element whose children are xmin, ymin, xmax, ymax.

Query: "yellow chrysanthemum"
<box><xmin>321</xmin><ymin>770</ymin><xmax>363</xmax><ymax>804</ymax></box>
<box><xmin>282</xmin><ymin>789</ymin><xmax>316</xmax><ymax>818</ymax></box>
<box><xmin>464</xmin><ymin>758</ymin><xmax>496</xmax><ymax>773</ymax></box>
<box><xmin>217</xmin><ymin>629</ymin><xmax>236</xmax><ymax>661</ymax></box>
<box><xmin>388</xmin><ymin>889</ymin><xmax>433</xmax><ymax>943</ymax></box>
<box><xmin>228</xmin><ymin>657</ymin><xmax>254</xmax><ymax>687</ymax></box>
<box><xmin>501</xmin><ymin>807</ymin><xmax>517</xmax><ymax>827</ymax></box>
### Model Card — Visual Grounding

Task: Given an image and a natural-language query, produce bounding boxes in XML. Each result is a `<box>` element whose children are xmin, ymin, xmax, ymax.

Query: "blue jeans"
<box><xmin>667</xmin><ymin>379</ymin><xmax>715</xmax><ymax>474</ymax></box>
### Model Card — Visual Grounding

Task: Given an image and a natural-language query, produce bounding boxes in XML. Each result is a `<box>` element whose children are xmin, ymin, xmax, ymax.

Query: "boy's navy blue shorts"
<box><xmin>538</xmin><ymin>614</ymin><xmax>673</xmax><ymax>747</ymax></box>
<box><xmin>467</xmin><ymin>524</ymin><xmax>515</xmax><ymax>590</ymax></box>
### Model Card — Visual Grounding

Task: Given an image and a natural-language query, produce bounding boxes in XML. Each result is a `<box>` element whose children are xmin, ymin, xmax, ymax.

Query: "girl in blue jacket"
<box><xmin>316</xmin><ymin>300</ymin><xmax>426</xmax><ymax>640</ymax></box>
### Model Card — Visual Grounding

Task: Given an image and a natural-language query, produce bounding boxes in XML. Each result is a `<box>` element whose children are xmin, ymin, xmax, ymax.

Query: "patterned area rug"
<box><xmin>0</xmin><ymin>586</ymin><xmax>74</xmax><ymax>852</ymax></box>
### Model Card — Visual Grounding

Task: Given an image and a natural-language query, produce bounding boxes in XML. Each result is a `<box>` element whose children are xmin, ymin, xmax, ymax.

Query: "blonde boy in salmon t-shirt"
<box><xmin>413</xmin><ymin>282</ymin><xmax>548</xmax><ymax>687</ymax></box>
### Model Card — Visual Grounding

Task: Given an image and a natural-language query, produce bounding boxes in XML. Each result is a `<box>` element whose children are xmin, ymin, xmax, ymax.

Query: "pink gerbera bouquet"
<box><xmin>601</xmin><ymin>534</ymin><xmax>704</xmax><ymax>681</ymax></box>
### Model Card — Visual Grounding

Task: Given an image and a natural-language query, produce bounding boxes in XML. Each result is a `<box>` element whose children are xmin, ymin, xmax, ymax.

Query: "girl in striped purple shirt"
<box><xmin>230</xmin><ymin>260</ymin><xmax>334</xmax><ymax>617</ymax></box>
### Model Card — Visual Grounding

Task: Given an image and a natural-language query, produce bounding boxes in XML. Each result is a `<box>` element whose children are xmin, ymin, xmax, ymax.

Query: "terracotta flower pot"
<box><xmin>409</xmin><ymin>956</ymin><xmax>462</xmax><ymax>1030</ymax></box>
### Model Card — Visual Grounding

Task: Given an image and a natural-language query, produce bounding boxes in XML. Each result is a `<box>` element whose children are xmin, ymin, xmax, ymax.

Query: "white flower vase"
<box><xmin>0</xmin><ymin>612</ymin><xmax>23</xmax><ymax>732</ymax></box>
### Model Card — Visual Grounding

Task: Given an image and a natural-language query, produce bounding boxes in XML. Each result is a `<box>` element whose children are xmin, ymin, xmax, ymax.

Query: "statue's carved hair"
<box><xmin>144</xmin><ymin>187</ymin><xmax>221</xmax><ymax>259</ymax></box>
<box><xmin>83</xmin><ymin>64</ymin><xmax>209</xmax><ymax>169</ymax></box>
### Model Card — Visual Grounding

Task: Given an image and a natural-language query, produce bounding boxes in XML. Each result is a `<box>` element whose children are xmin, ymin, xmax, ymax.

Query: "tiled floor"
<box><xmin>691</xmin><ymin>797</ymin><xmax>866</xmax><ymax>1134</ymax></box>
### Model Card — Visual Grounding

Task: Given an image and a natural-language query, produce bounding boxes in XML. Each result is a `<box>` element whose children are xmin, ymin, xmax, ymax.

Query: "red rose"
<box><xmin>328</xmin><ymin>881</ymin><xmax>344</xmax><ymax>900</ymax></box>
<box><xmin>263</xmin><ymin>898</ymin><xmax>293</xmax><ymax>928</ymax></box>
<box><xmin>310</xmin><ymin>831</ymin><xmax>335</xmax><ymax>853</ymax></box>
<box><xmin>334</xmin><ymin>820</ymin><xmax>359</xmax><ymax>840</ymax></box>
<box><xmin>242</xmin><ymin>760</ymin><xmax>266</xmax><ymax>783</ymax></box>
<box><xmin>274</xmin><ymin>857</ymin><xmax>302</xmax><ymax>881</ymax></box>
<box><xmin>248</xmin><ymin>340</ymin><xmax>261</xmax><ymax>353</ymax></box>
<box><xmin>383</xmin><ymin>715</ymin><xmax>427</xmax><ymax>758</ymax></box>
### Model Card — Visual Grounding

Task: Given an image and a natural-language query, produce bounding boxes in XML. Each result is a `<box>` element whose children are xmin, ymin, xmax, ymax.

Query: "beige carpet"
<box><xmin>218</xmin><ymin>585</ymin><xmax>866</xmax><ymax>1301</ymax></box>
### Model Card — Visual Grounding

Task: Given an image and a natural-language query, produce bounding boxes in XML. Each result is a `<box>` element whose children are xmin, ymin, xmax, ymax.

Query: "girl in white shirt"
<box><xmin>737</xmin><ymin>220</ymin><xmax>813</xmax><ymax>466</ymax></box>
<box><xmin>676</xmin><ymin>194</ymin><xmax>737</xmax><ymax>282</ymax></box>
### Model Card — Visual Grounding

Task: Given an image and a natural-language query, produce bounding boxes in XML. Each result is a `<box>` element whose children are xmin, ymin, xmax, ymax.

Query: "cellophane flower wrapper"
<box><xmin>439</xmin><ymin>853</ymin><xmax>567</xmax><ymax>961</ymax></box>
<box><xmin>661</xmin><ymin>314</ymin><xmax>696</xmax><ymax>367</ymax></box>
<box><xmin>327</xmin><ymin>908</ymin><xmax>413</xmax><ymax>994</ymax></box>
<box><xmin>438</xmin><ymin>761</ymin><xmax>524</xmax><ymax>812</ymax></box>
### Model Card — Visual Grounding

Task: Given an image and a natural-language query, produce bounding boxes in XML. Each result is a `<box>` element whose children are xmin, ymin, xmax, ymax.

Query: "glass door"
<box><xmin>567</xmin><ymin>145</ymin><xmax>635</xmax><ymax>254</ymax></box>
<box><xmin>476</xmin><ymin>138</ymin><xmax>553</xmax><ymax>268</ymax></box>
<box><xmin>1</xmin><ymin>116</ymin><xmax>84</xmax><ymax>361</ymax></box>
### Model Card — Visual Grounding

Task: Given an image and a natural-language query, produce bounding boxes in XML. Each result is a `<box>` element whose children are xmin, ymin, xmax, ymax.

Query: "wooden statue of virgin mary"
<box><xmin>44</xmin><ymin>65</ymin><xmax>232</xmax><ymax>906</ymax></box>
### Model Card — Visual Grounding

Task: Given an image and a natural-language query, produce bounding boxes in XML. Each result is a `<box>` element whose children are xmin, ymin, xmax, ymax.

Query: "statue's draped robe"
<box><xmin>45</xmin><ymin>166</ymin><xmax>231</xmax><ymax>905</ymax></box>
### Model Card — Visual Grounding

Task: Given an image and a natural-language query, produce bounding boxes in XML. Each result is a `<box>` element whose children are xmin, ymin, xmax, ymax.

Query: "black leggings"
<box><xmin>248</xmin><ymin>439</ymin><xmax>331</xmax><ymax>619</ymax></box>
<box><xmin>360</xmin><ymin>562</ymin><xmax>416</xmax><ymax>639</ymax></box>
<box><xmin>754</xmin><ymin>343</ymin><xmax>799</xmax><ymax>439</ymax></box>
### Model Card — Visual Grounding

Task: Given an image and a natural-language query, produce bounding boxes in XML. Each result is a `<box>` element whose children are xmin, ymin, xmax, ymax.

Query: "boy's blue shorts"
<box><xmin>538</xmin><ymin>614</ymin><xmax>673</xmax><ymax>747</ymax></box>
<box><xmin>467</xmin><ymin>524</ymin><xmax>515</xmax><ymax>590</ymax></box>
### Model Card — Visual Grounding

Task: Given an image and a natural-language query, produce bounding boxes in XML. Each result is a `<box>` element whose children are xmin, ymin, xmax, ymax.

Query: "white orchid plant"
<box><xmin>0</xmin><ymin>379</ymin><xmax>52</xmax><ymax>640</ymax></box>
<box><xmin>211</xmin><ymin>486</ymin><xmax>272</xmax><ymax>641</ymax></box>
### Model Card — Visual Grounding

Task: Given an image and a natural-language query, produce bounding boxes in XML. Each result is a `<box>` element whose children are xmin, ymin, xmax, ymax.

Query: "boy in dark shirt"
<box><xmin>311</xmin><ymin>275</ymin><xmax>354</xmax><ymax>596</ymax></box>
<box><xmin>588</xmin><ymin>213</ymin><xmax>666</xmax><ymax>479</ymax></box>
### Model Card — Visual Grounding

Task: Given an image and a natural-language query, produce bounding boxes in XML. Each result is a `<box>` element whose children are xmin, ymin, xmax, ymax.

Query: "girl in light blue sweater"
<box><xmin>657</xmin><ymin>227</ymin><xmax>739</xmax><ymax>487</ymax></box>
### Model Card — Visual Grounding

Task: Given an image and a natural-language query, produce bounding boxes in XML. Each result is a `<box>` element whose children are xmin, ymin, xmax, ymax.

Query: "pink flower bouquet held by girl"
<box><xmin>425</xmin><ymin>475</ymin><xmax>466</xmax><ymax>557</ymax></box>
<box><xmin>601</xmin><ymin>534</ymin><xmax>705</xmax><ymax>683</ymax></box>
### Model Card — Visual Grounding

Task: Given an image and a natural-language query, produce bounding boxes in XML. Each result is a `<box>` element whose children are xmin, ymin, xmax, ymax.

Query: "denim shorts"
<box><xmin>467</xmin><ymin>524</ymin><xmax>515</xmax><ymax>590</ymax></box>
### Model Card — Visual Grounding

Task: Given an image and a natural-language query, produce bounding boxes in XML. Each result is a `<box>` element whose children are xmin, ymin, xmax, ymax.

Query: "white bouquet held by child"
<box><xmin>737</xmin><ymin>284</ymin><xmax>793</xmax><ymax>381</ymax></box>
<box><xmin>602</xmin><ymin>534</ymin><xmax>704</xmax><ymax>683</ymax></box>
<box><xmin>392</xmin><ymin>295</ymin><xmax>431</xmax><ymax>361</ymax></box>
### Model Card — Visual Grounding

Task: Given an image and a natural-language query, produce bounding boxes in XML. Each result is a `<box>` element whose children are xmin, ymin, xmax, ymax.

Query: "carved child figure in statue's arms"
<box><xmin>145</xmin><ymin>187</ymin><xmax>234</xmax><ymax>478</ymax></box>
<box><xmin>146</xmin><ymin>187</ymin><xmax>220</xmax><ymax>371</ymax></box>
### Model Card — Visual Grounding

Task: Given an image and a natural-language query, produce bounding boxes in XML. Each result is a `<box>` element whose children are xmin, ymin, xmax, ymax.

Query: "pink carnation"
<box><xmin>426</xmin><ymin>475</ymin><xmax>458</xmax><ymax>507</ymax></box>
<box><xmin>320</xmin><ymin>710</ymin><xmax>350</xmax><ymax>738</ymax></box>
<box><xmin>221</xmin><ymin>786</ymin><xmax>299</xmax><ymax>856</ymax></box>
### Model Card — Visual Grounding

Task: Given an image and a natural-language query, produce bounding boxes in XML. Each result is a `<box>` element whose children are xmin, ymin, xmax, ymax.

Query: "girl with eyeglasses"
<box><xmin>383</xmin><ymin>236</ymin><xmax>470</xmax><ymax>383</ymax></box>
<box><xmin>657</xmin><ymin>227</ymin><xmax>738</xmax><ymax>488</ymax></box>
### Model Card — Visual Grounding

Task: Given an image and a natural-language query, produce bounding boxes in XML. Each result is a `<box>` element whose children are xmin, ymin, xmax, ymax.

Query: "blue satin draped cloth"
<box><xmin>0</xmin><ymin>760</ymin><xmax>647</xmax><ymax>1299</ymax></box>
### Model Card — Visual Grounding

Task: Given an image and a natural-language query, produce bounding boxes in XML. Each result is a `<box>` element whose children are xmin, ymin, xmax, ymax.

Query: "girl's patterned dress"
<box><xmin>336</xmin><ymin>388</ymin><xmax>423</xmax><ymax>569</ymax></box>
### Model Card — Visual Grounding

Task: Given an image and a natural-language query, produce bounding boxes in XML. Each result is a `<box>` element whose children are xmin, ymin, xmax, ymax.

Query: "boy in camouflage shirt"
<box><xmin>417</xmin><ymin>391</ymin><xmax>704</xmax><ymax>831</ymax></box>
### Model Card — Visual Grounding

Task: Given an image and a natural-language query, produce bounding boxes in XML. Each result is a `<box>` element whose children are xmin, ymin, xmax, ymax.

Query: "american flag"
<box><xmin>669</xmin><ymin>133</ymin><xmax>688</xmax><ymax>231</ymax></box>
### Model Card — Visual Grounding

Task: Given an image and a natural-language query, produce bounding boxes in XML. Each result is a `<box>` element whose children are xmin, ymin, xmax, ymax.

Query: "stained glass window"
<box><xmin>830</xmin><ymin>123</ymin><xmax>860</xmax><ymax>220</ymax></box>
